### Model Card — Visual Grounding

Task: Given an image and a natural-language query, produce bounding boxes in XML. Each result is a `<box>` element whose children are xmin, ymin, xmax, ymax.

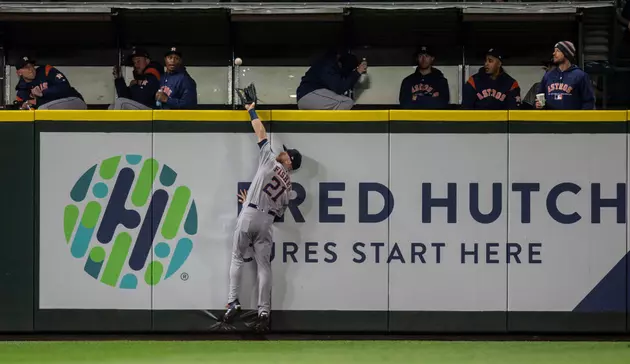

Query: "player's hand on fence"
<box><xmin>237</xmin><ymin>189</ymin><xmax>248</xmax><ymax>204</ymax></box>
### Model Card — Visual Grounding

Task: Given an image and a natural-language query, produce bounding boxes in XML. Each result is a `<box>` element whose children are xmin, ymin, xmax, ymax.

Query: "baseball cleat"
<box><xmin>221</xmin><ymin>299</ymin><xmax>242</xmax><ymax>323</ymax></box>
<box><xmin>209</xmin><ymin>321</ymin><xmax>237</xmax><ymax>332</ymax></box>
<box><xmin>254</xmin><ymin>311</ymin><xmax>270</xmax><ymax>333</ymax></box>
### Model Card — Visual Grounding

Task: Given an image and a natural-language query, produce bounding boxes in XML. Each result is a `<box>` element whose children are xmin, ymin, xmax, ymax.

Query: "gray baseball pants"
<box><xmin>228</xmin><ymin>207</ymin><xmax>274</xmax><ymax>315</ymax></box>
<box><xmin>297</xmin><ymin>88</ymin><xmax>354</xmax><ymax>110</ymax></box>
<box><xmin>108</xmin><ymin>98</ymin><xmax>152</xmax><ymax>110</ymax></box>
<box><xmin>38</xmin><ymin>97</ymin><xmax>87</xmax><ymax>110</ymax></box>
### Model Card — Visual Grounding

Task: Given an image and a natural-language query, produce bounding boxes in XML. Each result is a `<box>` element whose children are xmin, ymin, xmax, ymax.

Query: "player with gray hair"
<box><xmin>219</xmin><ymin>84</ymin><xmax>302</xmax><ymax>333</ymax></box>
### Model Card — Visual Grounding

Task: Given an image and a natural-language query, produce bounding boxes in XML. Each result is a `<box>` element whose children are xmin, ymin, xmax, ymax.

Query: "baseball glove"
<box><xmin>236</xmin><ymin>83</ymin><xmax>257</xmax><ymax>106</ymax></box>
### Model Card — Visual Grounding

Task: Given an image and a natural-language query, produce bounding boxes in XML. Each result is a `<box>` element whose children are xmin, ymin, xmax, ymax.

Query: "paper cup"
<box><xmin>536</xmin><ymin>93</ymin><xmax>546</xmax><ymax>107</ymax></box>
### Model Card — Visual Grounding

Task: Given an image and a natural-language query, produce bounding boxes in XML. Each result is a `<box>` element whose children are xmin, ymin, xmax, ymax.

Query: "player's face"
<box><xmin>276</xmin><ymin>152</ymin><xmax>292</xmax><ymax>170</ymax></box>
<box><xmin>132</xmin><ymin>56</ymin><xmax>150</xmax><ymax>74</ymax></box>
<box><xmin>484</xmin><ymin>56</ymin><xmax>501</xmax><ymax>75</ymax></box>
<box><xmin>417</xmin><ymin>54</ymin><xmax>434</xmax><ymax>70</ymax></box>
<box><xmin>17</xmin><ymin>64</ymin><xmax>36</xmax><ymax>81</ymax></box>
<box><xmin>165</xmin><ymin>55</ymin><xmax>182</xmax><ymax>72</ymax></box>
<box><xmin>552</xmin><ymin>48</ymin><xmax>565</xmax><ymax>64</ymax></box>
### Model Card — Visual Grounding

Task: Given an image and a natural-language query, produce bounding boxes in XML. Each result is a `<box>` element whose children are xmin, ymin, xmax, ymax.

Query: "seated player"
<box><xmin>110</xmin><ymin>48</ymin><xmax>163</xmax><ymax>110</ymax></box>
<box><xmin>296</xmin><ymin>49</ymin><xmax>367</xmax><ymax>110</ymax></box>
<box><xmin>462</xmin><ymin>49</ymin><xmax>521</xmax><ymax>110</ymax></box>
<box><xmin>399</xmin><ymin>46</ymin><xmax>450</xmax><ymax>109</ymax></box>
<box><xmin>14</xmin><ymin>56</ymin><xmax>86</xmax><ymax>110</ymax></box>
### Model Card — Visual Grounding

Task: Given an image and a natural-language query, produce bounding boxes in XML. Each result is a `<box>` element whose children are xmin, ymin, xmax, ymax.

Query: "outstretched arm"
<box><xmin>246</xmin><ymin>103</ymin><xmax>267</xmax><ymax>143</ymax></box>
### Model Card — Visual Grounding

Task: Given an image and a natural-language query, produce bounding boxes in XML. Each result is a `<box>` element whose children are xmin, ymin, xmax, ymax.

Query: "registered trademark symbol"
<box><xmin>180</xmin><ymin>272</ymin><xmax>189</xmax><ymax>281</ymax></box>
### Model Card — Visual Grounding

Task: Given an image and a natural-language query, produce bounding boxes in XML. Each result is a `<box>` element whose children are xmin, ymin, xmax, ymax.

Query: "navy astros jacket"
<box><xmin>158</xmin><ymin>66</ymin><xmax>198</xmax><ymax>109</ymax></box>
<box><xmin>296</xmin><ymin>54</ymin><xmax>361</xmax><ymax>100</ymax></box>
<box><xmin>115</xmin><ymin>61</ymin><xmax>164</xmax><ymax>109</ymax></box>
<box><xmin>536</xmin><ymin>65</ymin><xmax>595</xmax><ymax>110</ymax></box>
<box><xmin>15</xmin><ymin>65</ymin><xmax>83</xmax><ymax>107</ymax></box>
<box><xmin>462</xmin><ymin>67</ymin><xmax>521</xmax><ymax>110</ymax></box>
<box><xmin>399</xmin><ymin>67</ymin><xmax>450</xmax><ymax>109</ymax></box>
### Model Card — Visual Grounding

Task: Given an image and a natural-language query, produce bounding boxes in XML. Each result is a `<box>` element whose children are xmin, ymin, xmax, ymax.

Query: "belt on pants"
<box><xmin>248</xmin><ymin>203</ymin><xmax>276</xmax><ymax>217</ymax></box>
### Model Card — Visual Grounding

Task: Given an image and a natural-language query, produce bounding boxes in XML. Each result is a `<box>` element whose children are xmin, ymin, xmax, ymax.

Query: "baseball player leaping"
<box><xmin>219</xmin><ymin>84</ymin><xmax>302</xmax><ymax>333</ymax></box>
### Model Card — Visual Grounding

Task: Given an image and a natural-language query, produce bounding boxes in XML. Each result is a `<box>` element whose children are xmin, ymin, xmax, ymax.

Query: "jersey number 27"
<box><xmin>263</xmin><ymin>176</ymin><xmax>286</xmax><ymax>202</ymax></box>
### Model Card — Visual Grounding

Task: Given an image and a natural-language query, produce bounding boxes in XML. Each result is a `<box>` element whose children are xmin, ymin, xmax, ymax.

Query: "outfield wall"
<box><xmin>1</xmin><ymin>109</ymin><xmax>629</xmax><ymax>334</ymax></box>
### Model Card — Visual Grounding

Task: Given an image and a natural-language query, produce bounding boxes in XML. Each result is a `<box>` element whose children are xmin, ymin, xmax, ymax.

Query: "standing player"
<box><xmin>220</xmin><ymin>84</ymin><xmax>302</xmax><ymax>333</ymax></box>
<box><xmin>535</xmin><ymin>41</ymin><xmax>595</xmax><ymax>110</ymax></box>
<box><xmin>155</xmin><ymin>47</ymin><xmax>198</xmax><ymax>109</ymax></box>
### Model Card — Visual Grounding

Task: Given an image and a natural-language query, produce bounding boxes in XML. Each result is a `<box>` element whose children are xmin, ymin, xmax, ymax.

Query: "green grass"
<box><xmin>0</xmin><ymin>341</ymin><xmax>629</xmax><ymax>364</ymax></box>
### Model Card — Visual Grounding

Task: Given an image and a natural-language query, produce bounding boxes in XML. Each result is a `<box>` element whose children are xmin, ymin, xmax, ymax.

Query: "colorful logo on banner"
<box><xmin>63</xmin><ymin>155</ymin><xmax>197</xmax><ymax>289</ymax></box>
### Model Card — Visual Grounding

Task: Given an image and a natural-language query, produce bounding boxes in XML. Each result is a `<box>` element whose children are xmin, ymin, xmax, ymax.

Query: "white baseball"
<box><xmin>234</xmin><ymin>57</ymin><xmax>243</xmax><ymax>66</ymax></box>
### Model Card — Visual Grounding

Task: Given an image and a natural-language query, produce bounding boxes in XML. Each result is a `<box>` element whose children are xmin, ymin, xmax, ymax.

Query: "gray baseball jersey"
<box><xmin>227</xmin><ymin>138</ymin><xmax>291</xmax><ymax>315</ymax></box>
<box><xmin>245</xmin><ymin>139</ymin><xmax>292</xmax><ymax>217</ymax></box>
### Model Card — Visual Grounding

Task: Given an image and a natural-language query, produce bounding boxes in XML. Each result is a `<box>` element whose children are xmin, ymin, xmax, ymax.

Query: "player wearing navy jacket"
<box><xmin>296</xmin><ymin>50</ymin><xmax>368</xmax><ymax>110</ymax></box>
<box><xmin>399</xmin><ymin>46</ymin><xmax>450</xmax><ymax>109</ymax></box>
<box><xmin>111</xmin><ymin>48</ymin><xmax>163</xmax><ymax>110</ymax></box>
<box><xmin>462</xmin><ymin>49</ymin><xmax>521</xmax><ymax>110</ymax></box>
<box><xmin>155</xmin><ymin>47</ymin><xmax>198</xmax><ymax>110</ymax></box>
<box><xmin>14</xmin><ymin>57</ymin><xmax>86</xmax><ymax>110</ymax></box>
<box><xmin>535</xmin><ymin>41</ymin><xmax>595</xmax><ymax>110</ymax></box>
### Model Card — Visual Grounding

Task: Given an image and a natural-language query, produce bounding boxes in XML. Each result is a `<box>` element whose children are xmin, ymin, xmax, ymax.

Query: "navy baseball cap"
<box><xmin>486</xmin><ymin>48</ymin><xmax>504</xmax><ymax>61</ymax></box>
<box><xmin>283</xmin><ymin>145</ymin><xmax>302</xmax><ymax>171</ymax></box>
<box><xmin>127</xmin><ymin>47</ymin><xmax>150</xmax><ymax>63</ymax></box>
<box><xmin>15</xmin><ymin>56</ymin><xmax>35</xmax><ymax>70</ymax></box>
<box><xmin>165</xmin><ymin>47</ymin><xmax>182</xmax><ymax>58</ymax></box>
<box><xmin>339</xmin><ymin>52</ymin><xmax>359</xmax><ymax>73</ymax></box>
<box><xmin>416</xmin><ymin>45</ymin><xmax>433</xmax><ymax>57</ymax></box>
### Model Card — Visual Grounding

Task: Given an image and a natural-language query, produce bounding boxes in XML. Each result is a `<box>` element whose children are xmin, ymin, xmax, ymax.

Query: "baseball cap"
<box><xmin>165</xmin><ymin>47</ymin><xmax>182</xmax><ymax>58</ymax></box>
<box><xmin>486</xmin><ymin>48</ymin><xmax>504</xmax><ymax>61</ymax></box>
<box><xmin>283</xmin><ymin>145</ymin><xmax>302</xmax><ymax>171</ymax></box>
<box><xmin>15</xmin><ymin>56</ymin><xmax>35</xmax><ymax>70</ymax></box>
<box><xmin>416</xmin><ymin>45</ymin><xmax>433</xmax><ymax>57</ymax></box>
<box><xmin>127</xmin><ymin>47</ymin><xmax>150</xmax><ymax>64</ymax></box>
<box><xmin>339</xmin><ymin>52</ymin><xmax>359</xmax><ymax>73</ymax></box>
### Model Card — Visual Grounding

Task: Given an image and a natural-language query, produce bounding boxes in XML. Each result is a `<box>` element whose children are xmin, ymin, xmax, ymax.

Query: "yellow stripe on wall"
<box><xmin>0</xmin><ymin>109</ymin><xmax>625</xmax><ymax>123</ymax></box>
<box><xmin>0</xmin><ymin>110</ymin><xmax>35</xmax><ymax>122</ymax></box>
<box><xmin>509</xmin><ymin>110</ymin><xmax>627</xmax><ymax>122</ymax></box>
<box><xmin>390</xmin><ymin>110</ymin><xmax>508</xmax><ymax>122</ymax></box>
<box><xmin>272</xmin><ymin>110</ymin><xmax>389</xmax><ymax>122</ymax></box>
<box><xmin>154</xmin><ymin>110</ymin><xmax>271</xmax><ymax>121</ymax></box>
<box><xmin>35</xmin><ymin>110</ymin><xmax>153</xmax><ymax>121</ymax></box>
